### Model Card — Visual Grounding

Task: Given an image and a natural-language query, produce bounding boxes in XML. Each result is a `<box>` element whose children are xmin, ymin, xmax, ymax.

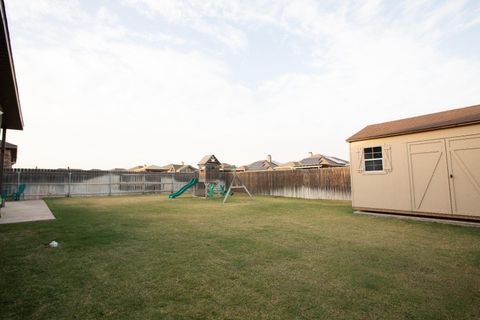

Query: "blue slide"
<box><xmin>169</xmin><ymin>177</ymin><xmax>198</xmax><ymax>199</ymax></box>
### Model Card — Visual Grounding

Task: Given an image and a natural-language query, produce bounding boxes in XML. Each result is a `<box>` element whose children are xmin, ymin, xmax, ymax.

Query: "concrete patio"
<box><xmin>0</xmin><ymin>200</ymin><xmax>55</xmax><ymax>224</ymax></box>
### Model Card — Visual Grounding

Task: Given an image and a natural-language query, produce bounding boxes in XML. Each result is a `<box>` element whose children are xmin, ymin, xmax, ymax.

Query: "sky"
<box><xmin>5</xmin><ymin>0</ymin><xmax>480</xmax><ymax>169</ymax></box>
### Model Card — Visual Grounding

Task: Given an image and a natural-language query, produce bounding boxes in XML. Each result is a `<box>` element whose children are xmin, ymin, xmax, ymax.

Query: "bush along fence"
<box><xmin>2</xmin><ymin>169</ymin><xmax>195</xmax><ymax>200</ymax></box>
<box><xmin>225</xmin><ymin>167</ymin><xmax>351</xmax><ymax>201</ymax></box>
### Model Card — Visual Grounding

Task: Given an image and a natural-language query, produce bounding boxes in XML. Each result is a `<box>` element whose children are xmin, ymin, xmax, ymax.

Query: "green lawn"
<box><xmin>1</xmin><ymin>195</ymin><xmax>479</xmax><ymax>319</ymax></box>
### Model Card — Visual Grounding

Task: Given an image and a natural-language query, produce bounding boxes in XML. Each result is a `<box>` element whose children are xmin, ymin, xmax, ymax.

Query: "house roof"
<box><xmin>274</xmin><ymin>161</ymin><xmax>300</xmax><ymax>170</ymax></box>
<box><xmin>177</xmin><ymin>164</ymin><xmax>197</xmax><ymax>172</ymax></box>
<box><xmin>277</xmin><ymin>161</ymin><xmax>300</xmax><ymax>167</ymax></box>
<box><xmin>299</xmin><ymin>155</ymin><xmax>323</xmax><ymax>166</ymax></box>
<box><xmin>0</xmin><ymin>0</ymin><xmax>23</xmax><ymax>130</ymax></box>
<box><xmin>299</xmin><ymin>154</ymin><xmax>349</xmax><ymax>167</ymax></box>
<box><xmin>0</xmin><ymin>140</ymin><xmax>16</xmax><ymax>163</ymax></box>
<box><xmin>198</xmin><ymin>154</ymin><xmax>220</xmax><ymax>165</ymax></box>
<box><xmin>347</xmin><ymin>104</ymin><xmax>480</xmax><ymax>142</ymax></box>
<box><xmin>128</xmin><ymin>165</ymin><xmax>149</xmax><ymax>172</ymax></box>
<box><xmin>159</xmin><ymin>164</ymin><xmax>183</xmax><ymax>171</ymax></box>
<box><xmin>0</xmin><ymin>140</ymin><xmax>16</xmax><ymax>149</ymax></box>
<box><xmin>128</xmin><ymin>164</ymin><xmax>196</xmax><ymax>172</ymax></box>
<box><xmin>146</xmin><ymin>165</ymin><xmax>167</xmax><ymax>171</ymax></box>
<box><xmin>220</xmin><ymin>163</ymin><xmax>235</xmax><ymax>171</ymax></box>
<box><xmin>323</xmin><ymin>156</ymin><xmax>349</xmax><ymax>166</ymax></box>
<box><xmin>247</xmin><ymin>160</ymin><xmax>278</xmax><ymax>171</ymax></box>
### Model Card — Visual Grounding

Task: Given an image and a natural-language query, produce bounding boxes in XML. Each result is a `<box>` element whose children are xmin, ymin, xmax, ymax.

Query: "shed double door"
<box><xmin>408</xmin><ymin>134</ymin><xmax>480</xmax><ymax>217</ymax></box>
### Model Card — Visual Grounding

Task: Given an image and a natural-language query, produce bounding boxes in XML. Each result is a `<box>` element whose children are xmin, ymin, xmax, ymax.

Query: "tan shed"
<box><xmin>347</xmin><ymin>104</ymin><xmax>480</xmax><ymax>220</ymax></box>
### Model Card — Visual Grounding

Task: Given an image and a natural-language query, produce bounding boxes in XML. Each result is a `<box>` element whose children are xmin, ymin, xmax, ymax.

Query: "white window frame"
<box><xmin>363</xmin><ymin>146</ymin><xmax>384</xmax><ymax>172</ymax></box>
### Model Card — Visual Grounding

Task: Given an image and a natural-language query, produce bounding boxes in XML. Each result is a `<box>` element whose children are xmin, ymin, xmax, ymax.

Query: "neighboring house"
<box><xmin>274</xmin><ymin>161</ymin><xmax>300</xmax><ymax>171</ymax></box>
<box><xmin>129</xmin><ymin>165</ymin><xmax>148</xmax><ymax>172</ymax></box>
<box><xmin>144</xmin><ymin>165</ymin><xmax>166</xmax><ymax>172</ymax></box>
<box><xmin>347</xmin><ymin>104</ymin><xmax>480</xmax><ymax>220</ymax></box>
<box><xmin>157</xmin><ymin>164</ymin><xmax>184</xmax><ymax>173</ymax></box>
<box><xmin>235</xmin><ymin>165</ymin><xmax>248</xmax><ymax>172</ymax></box>
<box><xmin>243</xmin><ymin>155</ymin><xmax>279</xmax><ymax>172</ymax></box>
<box><xmin>0</xmin><ymin>141</ymin><xmax>16</xmax><ymax>169</ymax></box>
<box><xmin>220</xmin><ymin>163</ymin><xmax>235</xmax><ymax>172</ymax></box>
<box><xmin>176</xmin><ymin>165</ymin><xmax>197</xmax><ymax>173</ymax></box>
<box><xmin>130</xmin><ymin>163</ymin><xmax>197</xmax><ymax>173</ymax></box>
<box><xmin>296</xmin><ymin>152</ymin><xmax>349</xmax><ymax>169</ymax></box>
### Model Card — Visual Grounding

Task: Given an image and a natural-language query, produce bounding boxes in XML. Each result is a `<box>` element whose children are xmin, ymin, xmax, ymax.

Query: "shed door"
<box><xmin>408</xmin><ymin>140</ymin><xmax>452</xmax><ymax>214</ymax></box>
<box><xmin>446</xmin><ymin>135</ymin><xmax>480</xmax><ymax>217</ymax></box>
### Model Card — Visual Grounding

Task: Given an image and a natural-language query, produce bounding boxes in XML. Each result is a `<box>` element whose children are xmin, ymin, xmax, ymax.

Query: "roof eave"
<box><xmin>0</xmin><ymin>0</ymin><xmax>23</xmax><ymax>130</ymax></box>
<box><xmin>346</xmin><ymin>120</ymin><xmax>480</xmax><ymax>143</ymax></box>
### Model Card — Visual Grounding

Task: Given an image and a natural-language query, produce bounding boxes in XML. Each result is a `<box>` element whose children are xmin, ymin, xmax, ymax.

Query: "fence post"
<box><xmin>16</xmin><ymin>170</ymin><xmax>21</xmax><ymax>198</ymax></box>
<box><xmin>143</xmin><ymin>174</ymin><xmax>146</xmax><ymax>194</ymax></box>
<box><xmin>67</xmin><ymin>171</ymin><xmax>72</xmax><ymax>197</ymax></box>
<box><xmin>109</xmin><ymin>172</ymin><xmax>112</xmax><ymax>196</ymax></box>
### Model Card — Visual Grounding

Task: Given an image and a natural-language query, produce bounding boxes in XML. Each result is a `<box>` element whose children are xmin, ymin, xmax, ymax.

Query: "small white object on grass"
<box><xmin>49</xmin><ymin>241</ymin><xmax>58</xmax><ymax>248</ymax></box>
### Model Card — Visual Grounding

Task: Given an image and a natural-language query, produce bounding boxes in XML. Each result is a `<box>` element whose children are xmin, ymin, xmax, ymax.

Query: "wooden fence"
<box><xmin>226</xmin><ymin>167</ymin><xmax>351</xmax><ymax>201</ymax></box>
<box><xmin>2</xmin><ymin>169</ymin><xmax>195</xmax><ymax>200</ymax></box>
<box><xmin>2</xmin><ymin>167</ymin><xmax>351</xmax><ymax>201</ymax></box>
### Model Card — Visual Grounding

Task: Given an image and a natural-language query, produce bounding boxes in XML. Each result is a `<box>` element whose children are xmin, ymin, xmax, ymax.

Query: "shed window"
<box><xmin>364</xmin><ymin>147</ymin><xmax>383</xmax><ymax>171</ymax></box>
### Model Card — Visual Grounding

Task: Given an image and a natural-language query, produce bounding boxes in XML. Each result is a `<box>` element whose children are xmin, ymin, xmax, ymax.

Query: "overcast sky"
<box><xmin>5</xmin><ymin>0</ymin><xmax>480</xmax><ymax>169</ymax></box>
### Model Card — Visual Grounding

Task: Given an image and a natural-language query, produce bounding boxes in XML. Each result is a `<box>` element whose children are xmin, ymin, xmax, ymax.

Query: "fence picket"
<box><xmin>2</xmin><ymin>168</ymin><xmax>351</xmax><ymax>201</ymax></box>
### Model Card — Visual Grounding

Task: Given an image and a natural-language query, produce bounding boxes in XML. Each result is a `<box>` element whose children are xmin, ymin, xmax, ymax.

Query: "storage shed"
<box><xmin>347</xmin><ymin>104</ymin><xmax>480</xmax><ymax>220</ymax></box>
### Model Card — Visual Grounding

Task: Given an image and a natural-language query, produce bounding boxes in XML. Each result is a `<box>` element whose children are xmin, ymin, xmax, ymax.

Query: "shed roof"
<box><xmin>347</xmin><ymin>104</ymin><xmax>480</xmax><ymax>142</ymax></box>
<box><xmin>0</xmin><ymin>0</ymin><xmax>23</xmax><ymax>130</ymax></box>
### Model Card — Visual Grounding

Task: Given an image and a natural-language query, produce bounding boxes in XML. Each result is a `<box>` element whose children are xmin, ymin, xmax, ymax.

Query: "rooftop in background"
<box><xmin>129</xmin><ymin>164</ymin><xmax>197</xmax><ymax>173</ymax></box>
<box><xmin>0</xmin><ymin>140</ymin><xmax>16</xmax><ymax>149</ymax></box>
<box><xmin>274</xmin><ymin>161</ymin><xmax>301</xmax><ymax>171</ymax></box>
<box><xmin>0</xmin><ymin>0</ymin><xmax>23</xmax><ymax>130</ymax></box>
<box><xmin>241</xmin><ymin>155</ymin><xmax>279</xmax><ymax>172</ymax></box>
<box><xmin>247</xmin><ymin>160</ymin><xmax>279</xmax><ymax>171</ymax></box>
<box><xmin>298</xmin><ymin>153</ymin><xmax>349</xmax><ymax>168</ymax></box>
<box><xmin>347</xmin><ymin>104</ymin><xmax>480</xmax><ymax>142</ymax></box>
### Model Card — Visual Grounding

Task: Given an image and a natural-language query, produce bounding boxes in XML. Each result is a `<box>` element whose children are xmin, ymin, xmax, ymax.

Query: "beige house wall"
<box><xmin>349</xmin><ymin>123</ymin><xmax>480</xmax><ymax>219</ymax></box>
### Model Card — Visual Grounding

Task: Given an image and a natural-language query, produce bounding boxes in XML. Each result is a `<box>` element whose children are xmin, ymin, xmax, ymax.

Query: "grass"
<box><xmin>1</xmin><ymin>195</ymin><xmax>479</xmax><ymax>319</ymax></box>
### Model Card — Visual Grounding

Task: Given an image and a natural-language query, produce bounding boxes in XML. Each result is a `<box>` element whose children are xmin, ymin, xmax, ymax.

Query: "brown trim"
<box><xmin>0</xmin><ymin>128</ymin><xmax>6</xmax><ymax>207</ymax></box>
<box><xmin>347</xmin><ymin>121</ymin><xmax>480</xmax><ymax>142</ymax></box>
<box><xmin>0</xmin><ymin>0</ymin><xmax>23</xmax><ymax>130</ymax></box>
<box><xmin>353</xmin><ymin>206</ymin><xmax>480</xmax><ymax>222</ymax></box>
